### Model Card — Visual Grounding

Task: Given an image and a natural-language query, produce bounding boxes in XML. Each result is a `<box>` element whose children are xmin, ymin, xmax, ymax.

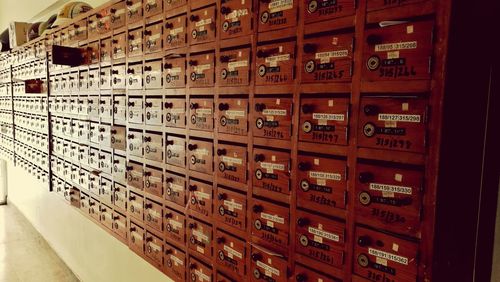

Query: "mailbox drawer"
<box><xmin>88</xmin><ymin>68</ymin><xmax>99</xmax><ymax>90</ymax></box>
<box><xmin>129</xmin><ymin>222</ymin><xmax>145</xmax><ymax>254</ymax></box>
<box><xmin>189</xmin><ymin>257</ymin><xmax>213</xmax><ymax>282</ymax></box>
<box><xmin>362</xmin><ymin>21</ymin><xmax>434</xmax><ymax>81</ymax></box>
<box><xmin>79</xmin><ymin>169</ymin><xmax>90</xmax><ymax>190</ymax></box>
<box><xmin>295</xmin><ymin>210</ymin><xmax>345</xmax><ymax>268</ymax></box>
<box><xmin>112</xmin><ymin>64</ymin><xmax>126</xmax><ymax>88</ymax></box>
<box><xmin>145</xmin><ymin>198</ymin><xmax>163</xmax><ymax>232</ymax></box>
<box><xmin>127</xmin><ymin>161</ymin><xmax>144</xmax><ymax>190</ymax></box>
<box><xmin>111</xmin><ymin>126</ymin><xmax>126</xmax><ymax>151</ymax></box>
<box><xmin>144</xmin><ymin>132</ymin><xmax>163</xmax><ymax>161</ymax></box>
<box><xmin>126</xmin><ymin>0</ymin><xmax>143</xmax><ymax>23</ymax></box>
<box><xmin>216</xmin><ymin>144</ymin><xmax>247</xmax><ymax>184</ymax></box>
<box><xmin>80</xmin><ymin>192</ymin><xmax>89</xmax><ymax>211</ymax></box>
<box><xmin>100</xmin><ymin>204</ymin><xmax>114</xmax><ymax>230</ymax></box>
<box><xmin>187</xmin><ymin>218</ymin><xmax>213</xmax><ymax>258</ymax></box>
<box><xmin>165</xmin><ymin>171</ymin><xmax>186</xmax><ymax>207</ymax></box>
<box><xmin>299</xmin><ymin>97</ymin><xmax>349</xmax><ymax>145</ymax></box>
<box><xmin>164</xmin><ymin>245</ymin><xmax>186</xmax><ymax>281</ymax></box>
<box><xmin>113</xmin><ymin>154</ymin><xmax>127</xmax><ymax>183</ymax></box>
<box><xmin>99</xmin><ymin>96</ymin><xmax>113</xmax><ymax>119</ymax></box>
<box><xmin>220</xmin><ymin>0</ymin><xmax>252</xmax><ymax>39</ymax></box>
<box><xmin>164</xmin><ymin>208</ymin><xmax>186</xmax><ymax>244</ymax></box>
<box><xmin>88</xmin><ymin>96</ymin><xmax>100</xmax><ymax>117</ymax></box>
<box><xmin>301</xmin><ymin>34</ymin><xmax>353</xmax><ymax>83</ymax></box>
<box><xmin>251</xmin><ymin>199</ymin><xmax>289</xmax><ymax>247</ymax></box>
<box><xmin>89</xmin><ymin>173</ymin><xmax>100</xmax><ymax>196</ymax></box>
<box><xmin>294</xmin><ymin>264</ymin><xmax>340</xmax><ymax>282</ymax></box>
<box><xmin>215</xmin><ymin>230</ymin><xmax>247</xmax><ymax>276</ymax></box>
<box><xmin>113</xmin><ymin>182</ymin><xmax>128</xmax><ymax>210</ymax></box>
<box><xmin>145</xmin><ymin>22</ymin><xmax>163</xmax><ymax>53</ymax></box>
<box><xmin>79</xmin><ymin>145</ymin><xmax>89</xmax><ymax>166</ymax></box>
<box><xmin>164</xmin><ymin>15</ymin><xmax>187</xmax><ymax>50</ymax></box>
<box><xmin>297</xmin><ymin>155</ymin><xmax>347</xmax><ymax>211</ymax></box>
<box><xmin>73</xmin><ymin>20</ymin><xmax>88</xmax><ymax>41</ymax></box>
<box><xmin>217</xmin><ymin>98</ymin><xmax>248</xmax><ymax>135</ymax></box>
<box><xmin>164</xmin><ymin>98</ymin><xmax>186</xmax><ymax>128</ymax></box>
<box><xmin>166</xmin><ymin>135</ymin><xmax>186</xmax><ymax>167</ymax></box>
<box><xmin>358</xmin><ymin>97</ymin><xmax>427</xmax><ymax>153</ymax></box>
<box><xmin>100</xmin><ymin>38</ymin><xmax>112</xmax><ymax>62</ymax></box>
<box><xmin>113</xmin><ymin>211</ymin><xmax>128</xmax><ymax>240</ymax></box>
<box><xmin>129</xmin><ymin>191</ymin><xmax>144</xmax><ymax>221</ymax></box>
<box><xmin>128</xmin><ymin>97</ymin><xmax>144</xmax><ymax>124</ymax></box>
<box><xmin>144</xmin><ymin>60</ymin><xmax>163</xmax><ymax>89</ymax></box>
<box><xmin>215</xmin><ymin>187</ymin><xmax>246</xmax><ymax>231</ymax></box>
<box><xmin>354</xmin><ymin>227</ymin><xmax>418</xmax><ymax>282</ymax></box>
<box><xmin>303</xmin><ymin>0</ymin><xmax>355</xmax><ymax>24</ymax></box>
<box><xmin>99</xmin><ymin>150</ymin><xmax>113</xmax><ymax>175</ymax></box>
<box><xmin>70</xmin><ymin>188</ymin><xmax>81</xmax><ymax>208</ymax></box>
<box><xmin>188</xmin><ymin>179</ymin><xmax>213</xmax><ymax>218</ymax></box>
<box><xmin>100</xmin><ymin>177</ymin><xmax>114</xmax><ymax>205</ymax></box>
<box><xmin>188</xmin><ymin>139</ymin><xmax>213</xmax><ymax>174</ymax></box>
<box><xmin>112</xmin><ymin>33</ymin><xmax>127</xmax><ymax>60</ymax></box>
<box><xmin>355</xmin><ymin>163</ymin><xmax>423</xmax><ymax>235</ymax></box>
<box><xmin>144</xmin><ymin>166</ymin><xmax>163</xmax><ymax>198</ymax></box>
<box><xmin>128</xmin><ymin>28</ymin><xmax>143</xmax><ymax>57</ymax></box>
<box><xmin>89</xmin><ymin>147</ymin><xmax>99</xmax><ymax>169</ymax></box>
<box><xmin>189</xmin><ymin>98</ymin><xmax>214</xmax><ymax>131</ymax></box>
<box><xmin>256</xmin><ymin>42</ymin><xmax>295</xmax><ymax>85</ymax></box>
<box><xmin>89</xmin><ymin>197</ymin><xmax>100</xmax><ymax>221</ymax></box>
<box><xmin>114</xmin><ymin>95</ymin><xmax>127</xmax><ymax>122</ymax></box>
<box><xmin>110</xmin><ymin>2</ymin><xmax>126</xmax><ymax>29</ymax></box>
<box><xmin>164</xmin><ymin>56</ymin><xmax>186</xmax><ymax>88</ymax></box>
<box><xmin>250</xmin><ymin>246</ymin><xmax>288</xmax><ymax>282</ymax></box>
<box><xmin>258</xmin><ymin>0</ymin><xmax>297</xmax><ymax>32</ymax></box>
<box><xmin>127</xmin><ymin>64</ymin><xmax>143</xmax><ymax>89</ymax></box>
<box><xmin>253</xmin><ymin>148</ymin><xmax>291</xmax><ymax>195</ymax></box>
<box><xmin>219</xmin><ymin>48</ymin><xmax>250</xmax><ymax>87</ymax></box>
<box><xmin>189</xmin><ymin>6</ymin><xmax>216</xmax><ymax>45</ymax></box>
<box><xmin>97</xmin><ymin>9</ymin><xmax>111</xmax><ymax>34</ymax></box>
<box><xmin>253</xmin><ymin>98</ymin><xmax>293</xmax><ymax>140</ymax></box>
<box><xmin>144</xmin><ymin>0</ymin><xmax>163</xmax><ymax>18</ymax></box>
<box><xmin>188</xmin><ymin>53</ymin><xmax>215</xmax><ymax>87</ymax></box>
<box><xmin>98</xmin><ymin>124</ymin><xmax>112</xmax><ymax>148</ymax></box>
<box><xmin>145</xmin><ymin>232</ymin><xmax>164</xmax><ymax>268</ymax></box>
<box><xmin>88</xmin><ymin>41</ymin><xmax>100</xmax><ymax>64</ymax></box>
<box><xmin>145</xmin><ymin>97</ymin><xmax>163</xmax><ymax>125</ymax></box>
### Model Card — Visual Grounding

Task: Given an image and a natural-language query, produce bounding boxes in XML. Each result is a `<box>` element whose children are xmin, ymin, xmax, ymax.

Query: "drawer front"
<box><xmin>189</xmin><ymin>258</ymin><xmax>213</xmax><ymax>282</ymax></box>
<box><xmin>250</xmin><ymin>246</ymin><xmax>288</xmax><ymax>282</ymax></box>
<box><xmin>97</xmin><ymin>10</ymin><xmax>111</xmax><ymax>34</ymax></box>
<box><xmin>128</xmin><ymin>97</ymin><xmax>144</xmax><ymax>124</ymax></box>
<box><xmin>88</xmin><ymin>96</ymin><xmax>100</xmax><ymax>118</ymax></box>
<box><xmin>73</xmin><ymin>20</ymin><xmax>88</xmax><ymax>41</ymax></box>
<box><xmin>100</xmin><ymin>39</ymin><xmax>112</xmax><ymax>62</ymax></box>
<box><xmin>165</xmin><ymin>172</ymin><xmax>186</xmax><ymax>207</ymax></box>
<box><xmin>362</xmin><ymin>21</ymin><xmax>434</xmax><ymax>81</ymax></box>
<box><xmin>164</xmin><ymin>246</ymin><xmax>186</xmax><ymax>281</ymax></box>
<box><xmin>89</xmin><ymin>173</ymin><xmax>100</xmax><ymax>196</ymax></box>
<box><xmin>188</xmin><ymin>53</ymin><xmax>215</xmax><ymax>87</ymax></box>
<box><xmin>297</xmin><ymin>155</ymin><xmax>347</xmax><ymax>211</ymax></box>
<box><xmin>164</xmin><ymin>98</ymin><xmax>186</xmax><ymax>128</ymax></box>
<box><xmin>145</xmin><ymin>97</ymin><xmax>163</xmax><ymax>125</ymax></box>
<box><xmin>258</xmin><ymin>0</ymin><xmax>297</xmax><ymax>32</ymax></box>
<box><xmin>301</xmin><ymin>34</ymin><xmax>353</xmax><ymax>83</ymax></box>
<box><xmin>188</xmin><ymin>139</ymin><xmax>213</xmax><ymax>174</ymax></box>
<box><xmin>187</xmin><ymin>218</ymin><xmax>213</xmax><ymax>259</ymax></box>
<box><xmin>126</xmin><ymin>0</ymin><xmax>143</xmax><ymax>23</ymax></box>
<box><xmin>188</xmin><ymin>179</ymin><xmax>213</xmax><ymax>218</ymax></box>
<box><xmin>144</xmin><ymin>166</ymin><xmax>163</xmax><ymax>198</ymax></box>
<box><xmin>358</xmin><ymin>97</ymin><xmax>427</xmax><ymax>153</ymax></box>
<box><xmin>215</xmin><ymin>187</ymin><xmax>247</xmax><ymax>231</ymax></box>
<box><xmin>189</xmin><ymin>98</ymin><xmax>214</xmax><ymax>131</ymax></box>
<box><xmin>144</xmin><ymin>60</ymin><xmax>163</xmax><ymax>89</ymax></box>
<box><xmin>355</xmin><ymin>163</ymin><xmax>424</xmax><ymax>236</ymax></box>
<box><xmin>215</xmin><ymin>230</ymin><xmax>247</xmax><ymax>276</ymax></box>
<box><xmin>99</xmin><ymin>204</ymin><xmax>114</xmax><ymax>230</ymax></box>
<box><xmin>164</xmin><ymin>208</ymin><xmax>186</xmax><ymax>244</ymax></box>
<box><xmin>88</xmin><ymin>197</ymin><xmax>100</xmax><ymax>221</ymax></box>
<box><xmin>145</xmin><ymin>232</ymin><xmax>164</xmax><ymax>268</ymax></box>
<box><xmin>216</xmin><ymin>144</ymin><xmax>247</xmax><ymax>184</ymax></box>
<box><xmin>113</xmin><ymin>95</ymin><xmax>127</xmax><ymax>122</ymax></box>
<box><xmin>128</xmin><ymin>28</ymin><xmax>143</xmax><ymax>57</ymax></box>
<box><xmin>127</xmin><ymin>162</ymin><xmax>144</xmax><ymax>190</ymax></box>
<box><xmin>145</xmin><ymin>22</ymin><xmax>163</xmax><ymax>53</ymax></box>
<box><xmin>129</xmin><ymin>191</ymin><xmax>144</xmax><ymax>221</ymax></box>
<box><xmin>145</xmin><ymin>199</ymin><xmax>163</xmax><ymax>232</ymax></box>
<box><xmin>110</xmin><ymin>2</ymin><xmax>126</xmax><ymax>29</ymax></box>
<box><xmin>251</xmin><ymin>199</ymin><xmax>290</xmax><ymax>247</ymax></box>
<box><xmin>295</xmin><ymin>210</ymin><xmax>345</xmax><ymax>268</ymax></box>
<box><xmin>303</xmin><ymin>0</ymin><xmax>355</xmax><ymax>24</ymax></box>
<box><xmin>354</xmin><ymin>227</ymin><xmax>418</xmax><ymax>282</ymax></box>
<box><xmin>113</xmin><ymin>154</ymin><xmax>127</xmax><ymax>183</ymax></box>
<box><xmin>255</xmin><ymin>42</ymin><xmax>295</xmax><ymax>86</ymax></box>
<box><xmin>113</xmin><ymin>183</ymin><xmax>127</xmax><ymax>210</ymax></box>
<box><xmin>189</xmin><ymin>6</ymin><xmax>216</xmax><ymax>44</ymax></box>
<box><xmin>144</xmin><ymin>132</ymin><xmax>163</xmax><ymax>162</ymax></box>
<box><xmin>111</xmin><ymin>126</ymin><xmax>126</xmax><ymax>151</ymax></box>
<box><xmin>100</xmin><ymin>177</ymin><xmax>114</xmax><ymax>205</ymax></box>
<box><xmin>98</xmin><ymin>151</ymin><xmax>113</xmax><ymax>175</ymax></box>
<box><xmin>220</xmin><ymin>0</ymin><xmax>252</xmax><ymax>39</ymax></box>
<box><xmin>80</xmin><ymin>193</ymin><xmax>89</xmax><ymax>211</ymax></box>
<box><xmin>164</xmin><ymin>15</ymin><xmax>187</xmax><ymax>50</ymax></box>
<box><xmin>217</xmin><ymin>98</ymin><xmax>248</xmax><ymax>135</ymax></box>
<box><xmin>127</xmin><ymin>64</ymin><xmax>143</xmax><ymax>89</ymax></box>
<box><xmin>164</xmin><ymin>57</ymin><xmax>186</xmax><ymax>88</ymax></box>
<box><xmin>112</xmin><ymin>211</ymin><xmax>128</xmax><ymax>240</ymax></box>
<box><xmin>88</xmin><ymin>41</ymin><xmax>100</xmax><ymax>64</ymax></box>
<box><xmin>165</xmin><ymin>0</ymin><xmax>186</xmax><ymax>10</ymax></box>
<box><xmin>299</xmin><ymin>97</ymin><xmax>349</xmax><ymax>145</ymax></box>
<box><xmin>144</xmin><ymin>0</ymin><xmax>163</xmax><ymax>18</ymax></box>
<box><xmin>166</xmin><ymin>135</ymin><xmax>186</xmax><ymax>167</ymax></box>
<box><xmin>129</xmin><ymin>222</ymin><xmax>145</xmax><ymax>254</ymax></box>
<box><xmin>98</xmin><ymin>124</ymin><xmax>112</xmax><ymax>148</ymax></box>
<box><xmin>112</xmin><ymin>64</ymin><xmax>126</xmax><ymax>88</ymax></box>
<box><xmin>70</xmin><ymin>188</ymin><xmax>81</xmax><ymax>208</ymax></box>
<box><xmin>253</xmin><ymin>98</ymin><xmax>293</xmax><ymax>140</ymax></box>
<box><xmin>112</xmin><ymin>33</ymin><xmax>127</xmax><ymax>60</ymax></box>
<box><xmin>99</xmin><ymin>96</ymin><xmax>113</xmax><ymax>119</ymax></box>
<box><xmin>253</xmin><ymin>149</ymin><xmax>291</xmax><ymax>195</ymax></box>
<box><xmin>219</xmin><ymin>48</ymin><xmax>250</xmax><ymax>86</ymax></box>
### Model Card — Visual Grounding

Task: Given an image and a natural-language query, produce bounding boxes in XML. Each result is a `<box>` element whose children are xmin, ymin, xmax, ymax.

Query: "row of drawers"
<box><xmin>14</xmin><ymin>142</ymin><xmax>49</xmax><ymax>170</ymax></box>
<box><xmin>12</xmin><ymin>60</ymin><xmax>47</xmax><ymax>80</ymax></box>
<box><xmin>13</xmin><ymin>113</ymin><xmax>48</xmax><ymax>134</ymax></box>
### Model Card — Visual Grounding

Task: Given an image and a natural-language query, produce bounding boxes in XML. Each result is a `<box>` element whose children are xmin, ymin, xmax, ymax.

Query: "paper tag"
<box><xmin>369</xmin><ymin>183</ymin><xmax>412</xmax><ymax>195</ymax></box>
<box><xmin>256</xmin><ymin>261</ymin><xmax>280</xmax><ymax>277</ymax></box>
<box><xmin>225</xmin><ymin>110</ymin><xmax>246</xmax><ymax>118</ymax></box>
<box><xmin>261</xmin><ymin>212</ymin><xmax>285</xmax><ymax>224</ymax></box>
<box><xmin>171</xmin><ymin>255</ymin><xmax>183</xmax><ymax>266</ymax></box>
<box><xmin>194</xmin><ymin>191</ymin><xmax>210</xmax><ymax>200</ymax></box>
<box><xmin>394</xmin><ymin>173</ymin><xmax>403</xmax><ymax>182</ymax></box>
<box><xmin>375</xmin><ymin>41</ymin><xmax>418</xmax><ymax>52</ymax></box>
<box><xmin>168</xmin><ymin>219</ymin><xmax>182</xmax><ymax>229</ymax></box>
<box><xmin>368</xmin><ymin>248</ymin><xmax>409</xmax><ymax>265</ymax></box>
<box><xmin>196</xmin><ymin>246</ymin><xmax>205</xmax><ymax>254</ymax></box>
<box><xmin>227</xmin><ymin>60</ymin><xmax>248</xmax><ymax>71</ymax></box>
<box><xmin>193</xmin><ymin>229</ymin><xmax>209</xmax><ymax>242</ymax></box>
<box><xmin>376</xmin><ymin>257</ymin><xmax>388</xmax><ymax>266</ymax></box>
<box><xmin>402</xmin><ymin>103</ymin><xmax>409</xmax><ymax>111</ymax></box>
<box><xmin>268</xmin><ymin>0</ymin><xmax>294</xmax><ymax>13</ymax></box>
<box><xmin>313</xmin><ymin>113</ymin><xmax>345</xmax><ymax>121</ymax></box>
<box><xmin>222</xmin><ymin>156</ymin><xmax>243</xmax><ymax>165</ymax></box>
<box><xmin>167</xmin><ymin>67</ymin><xmax>181</xmax><ymax>74</ymax></box>
<box><xmin>392</xmin><ymin>243</ymin><xmax>400</xmax><ymax>252</ymax></box>
<box><xmin>169</xmin><ymin>27</ymin><xmax>183</xmax><ymax>35</ymax></box>
<box><xmin>308</xmin><ymin>226</ymin><xmax>340</xmax><ymax>242</ymax></box>
<box><xmin>196</xmin><ymin>18</ymin><xmax>212</xmax><ymax>27</ymax></box>
<box><xmin>407</xmin><ymin>25</ymin><xmax>414</xmax><ymax>34</ymax></box>
<box><xmin>224</xmin><ymin>199</ymin><xmax>243</xmax><ymax>212</ymax></box>
<box><xmin>265</xmin><ymin>54</ymin><xmax>290</xmax><ymax>67</ymax></box>
<box><xmin>195</xmin><ymin>108</ymin><xmax>212</xmax><ymax>116</ymax></box>
<box><xmin>260</xmin><ymin>162</ymin><xmax>285</xmax><ymax>174</ymax></box>
<box><xmin>194</xmin><ymin>269</ymin><xmax>210</xmax><ymax>281</ymax></box>
<box><xmin>309</xmin><ymin>171</ymin><xmax>342</xmax><ymax>181</ymax></box>
<box><xmin>387</xmin><ymin>50</ymin><xmax>400</xmax><ymax>59</ymax></box>
<box><xmin>378</xmin><ymin>113</ymin><xmax>421</xmax><ymax>123</ymax></box>
<box><xmin>262</xmin><ymin>109</ymin><xmax>287</xmax><ymax>116</ymax></box>
<box><xmin>224</xmin><ymin>245</ymin><xmax>243</xmax><ymax>259</ymax></box>
<box><xmin>315</xmin><ymin>50</ymin><xmax>349</xmax><ymax>63</ymax></box>
<box><xmin>194</xmin><ymin>64</ymin><xmax>211</xmax><ymax>74</ymax></box>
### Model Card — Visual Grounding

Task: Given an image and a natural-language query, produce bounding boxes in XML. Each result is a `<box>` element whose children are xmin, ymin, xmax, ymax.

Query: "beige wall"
<box><xmin>5</xmin><ymin>162</ymin><xmax>172</xmax><ymax>282</ymax></box>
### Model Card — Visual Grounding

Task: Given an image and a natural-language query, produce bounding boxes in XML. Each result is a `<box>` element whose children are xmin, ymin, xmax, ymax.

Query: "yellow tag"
<box><xmin>392</xmin><ymin>243</ymin><xmax>399</xmax><ymax>252</ymax></box>
<box><xmin>407</xmin><ymin>25</ymin><xmax>414</xmax><ymax>34</ymax></box>
<box><xmin>394</xmin><ymin>173</ymin><xmax>403</xmax><ymax>182</ymax></box>
<box><xmin>402</xmin><ymin>103</ymin><xmax>409</xmax><ymax>111</ymax></box>
<box><xmin>314</xmin><ymin>158</ymin><xmax>320</xmax><ymax>165</ymax></box>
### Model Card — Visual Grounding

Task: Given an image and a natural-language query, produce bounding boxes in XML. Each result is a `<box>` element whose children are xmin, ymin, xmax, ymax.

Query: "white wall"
<box><xmin>5</xmin><ymin>161</ymin><xmax>172</xmax><ymax>282</ymax></box>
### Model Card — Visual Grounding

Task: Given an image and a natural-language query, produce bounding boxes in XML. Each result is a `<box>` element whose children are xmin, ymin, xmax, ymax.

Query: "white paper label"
<box><xmin>167</xmin><ymin>67</ymin><xmax>182</xmax><ymax>74</ymax></box>
<box><xmin>169</xmin><ymin>27</ymin><xmax>183</xmax><ymax>35</ymax></box>
<box><xmin>262</xmin><ymin>109</ymin><xmax>287</xmax><ymax>116</ymax></box>
<box><xmin>312</xmin><ymin>113</ymin><xmax>345</xmax><ymax>121</ymax></box>
<box><xmin>224</xmin><ymin>245</ymin><xmax>243</xmax><ymax>259</ymax></box>
<box><xmin>261</xmin><ymin>212</ymin><xmax>285</xmax><ymax>224</ymax></box>
<box><xmin>194</xmin><ymin>64</ymin><xmax>211</xmax><ymax>74</ymax></box>
<box><xmin>375</xmin><ymin>41</ymin><xmax>418</xmax><ymax>52</ymax></box>
<box><xmin>194</xmin><ymin>191</ymin><xmax>210</xmax><ymax>200</ymax></box>
<box><xmin>387</xmin><ymin>50</ymin><xmax>400</xmax><ymax>59</ymax></box>
<box><xmin>195</xmin><ymin>269</ymin><xmax>210</xmax><ymax>281</ymax></box>
<box><xmin>168</xmin><ymin>219</ymin><xmax>182</xmax><ymax>229</ymax></box>
<box><xmin>224</xmin><ymin>9</ymin><xmax>249</xmax><ymax>20</ymax></box>
<box><xmin>225</xmin><ymin>110</ymin><xmax>245</xmax><ymax>118</ymax></box>
<box><xmin>268</xmin><ymin>0</ymin><xmax>293</xmax><ymax>13</ymax></box>
<box><xmin>369</xmin><ymin>183</ymin><xmax>412</xmax><ymax>195</ymax></box>
<box><xmin>256</xmin><ymin>261</ymin><xmax>280</xmax><ymax>277</ymax></box>
<box><xmin>222</xmin><ymin>156</ymin><xmax>243</xmax><ymax>165</ymax></box>
<box><xmin>368</xmin><ymin>248</ymin><xmax>409</xmax><ymax>265</ymax></box>
<box><xmin>224</xmin><ymin>200</ymin><xmax>243</xmax><ymax>211</ymax></box>
<box><xmin>265</xmin><ymin>54</ymin><xmax>290</xmax><ymax>65</ymax></box>
<box><xmin>196</xmin><ymin>108</ymin><xmax>212</xmax><ymax>115</ymax></box>
<box><xmin>308</xmin><ymin>227</ymin><xmax>340</xmax><ymax>242</ymax></box>
<box><xmin>227</xmin><ymin>60</ymin><xmax>248</xmax><ymax>71</ymax></box>
<box><xmin>315</xmin><ymin>50</ymin><xmax>349</xmax><ymax>63</ymax></box>
<box><xmin>193</xmin><ymin>229</ymin><xmax>209</xmax><ymax>242</ymax></box>
<box><xmin>195</xmin><ymin>18</ymin><xmax>212</xmax><ymax>27</ymax></box>
<box><xmin>260</xmin><ymin>162</ymin><xmax>285</xmax><ymax>174</ymax></box>
<box><xmin>309</xmin><ymin>171</ymin><xmax>342</xmax><ymax>181</ymax></box>
<box><xmin>171</xmin><ymin>255</ymin><xmax>184</xmax><ymax>266</ymax></box>
<box><xmin>378</xmin><ymin>114</ymin><xmax>421</xmax><ymax>123</ymax></box>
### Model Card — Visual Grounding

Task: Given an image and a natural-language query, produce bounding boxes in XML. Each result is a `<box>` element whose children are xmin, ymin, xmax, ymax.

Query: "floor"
<box><xmin>0</xmin><ymin>204</ymin><xmax>79</xmax><ymax>282</ymax></box>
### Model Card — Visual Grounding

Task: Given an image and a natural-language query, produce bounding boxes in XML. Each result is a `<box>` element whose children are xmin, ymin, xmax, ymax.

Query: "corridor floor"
<box><xmin>0</xmin><ymin>204</ymin><xmax>79</xmax><ymax>282</ymax></box>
